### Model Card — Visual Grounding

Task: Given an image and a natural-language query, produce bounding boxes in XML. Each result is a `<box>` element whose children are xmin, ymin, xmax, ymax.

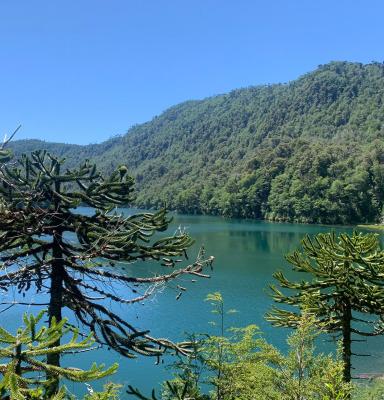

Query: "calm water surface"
<box><xmin>2</xmin><ymin>211</ymin><xmax>384</xmax><ymax>397</ymax></box>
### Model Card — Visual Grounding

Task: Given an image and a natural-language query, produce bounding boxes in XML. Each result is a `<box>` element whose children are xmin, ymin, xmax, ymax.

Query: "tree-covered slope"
<box><xmin>10</xmin><ymin>61</ymin><xmax>384</xmax><ymax>224</ymax></box>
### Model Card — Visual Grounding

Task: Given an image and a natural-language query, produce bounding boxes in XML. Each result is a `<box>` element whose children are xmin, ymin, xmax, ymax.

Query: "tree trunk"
<box><xmin>46</xmin><ymin>230</ymin><xmax>64</xmax><ymax>395</ymax></box>
<box><xmin>341</xmin><ymin>300</ymin><xmax>352</xmax><ymax>383</ymax></box>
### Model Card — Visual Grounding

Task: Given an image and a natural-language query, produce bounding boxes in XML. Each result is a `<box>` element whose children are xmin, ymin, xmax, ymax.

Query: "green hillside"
<box><xmin>10</xmin><ymin>61</ymin><xmax>384</xmax><ymax>224</ymax></box>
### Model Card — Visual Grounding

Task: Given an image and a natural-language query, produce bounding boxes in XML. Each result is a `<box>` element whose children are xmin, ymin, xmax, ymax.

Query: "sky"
<box><xmin>0</xmin><ymin>0</ymin><xmax>383</xmax><ymax>145</ymax></box>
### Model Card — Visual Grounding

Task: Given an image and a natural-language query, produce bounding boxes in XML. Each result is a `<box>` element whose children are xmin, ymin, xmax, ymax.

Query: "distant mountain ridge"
<box><xmin>9</xmin><ymin>61</ymin><xmax>384</xmax><ymax>224</ymax></box>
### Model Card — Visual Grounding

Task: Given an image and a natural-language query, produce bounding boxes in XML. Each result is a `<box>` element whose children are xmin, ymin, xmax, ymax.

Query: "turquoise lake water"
<box><xmin>2</xmin><ymin>211</ymin><xmax>384</xmax><ymax>397</ymax></box>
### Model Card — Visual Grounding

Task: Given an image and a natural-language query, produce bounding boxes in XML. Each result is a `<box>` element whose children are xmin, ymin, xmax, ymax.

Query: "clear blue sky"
<box><xmin>1</xmin><ymin>0</ymin><xmax>383</xmax><ymax>144</ymax></box>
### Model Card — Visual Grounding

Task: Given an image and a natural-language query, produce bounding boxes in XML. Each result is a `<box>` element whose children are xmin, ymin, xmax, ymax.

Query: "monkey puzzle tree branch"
<box><xmin>0</xmin><ymin>150</ymin><xmax>213</xmax><ymax>394</ymax></box>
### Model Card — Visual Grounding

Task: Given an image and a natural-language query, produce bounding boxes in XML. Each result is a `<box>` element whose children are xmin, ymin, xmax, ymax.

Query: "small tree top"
<box><xmin>0</xmin><ymin>310</ymin><xmax>117</xmax><ymax>399</ymax></box>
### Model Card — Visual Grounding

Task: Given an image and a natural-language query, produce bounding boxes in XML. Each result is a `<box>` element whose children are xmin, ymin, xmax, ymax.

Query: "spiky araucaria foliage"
<box><xmin>0</xmin><ymin>310</ymin><xmax>117</xmax><ymax>399</ymax></box>
<box><xmin>0</xmin><ymin>150</ymin><xmax>213</xmax><ymax>393</ymax></box>
<box><xmin>266</xmin><ymin>231</ymin><xmax>384</xmax><ymax>383</ymax></box>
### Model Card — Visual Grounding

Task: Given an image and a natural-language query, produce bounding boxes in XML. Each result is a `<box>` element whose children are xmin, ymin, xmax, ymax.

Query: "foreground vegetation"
<box><xmin>2</xmin><ymin>295</ymin><xmax>383</xmax><ymax>399</ymax></box>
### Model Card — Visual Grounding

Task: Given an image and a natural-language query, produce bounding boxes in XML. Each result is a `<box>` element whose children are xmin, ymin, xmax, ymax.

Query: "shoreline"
<box><xmin>357</xmin><ymin>224</ymin><xmax>384</xmax><ymax>231</ymax></box>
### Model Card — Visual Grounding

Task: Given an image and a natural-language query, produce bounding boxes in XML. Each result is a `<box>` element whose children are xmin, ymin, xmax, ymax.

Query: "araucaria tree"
<box><xmin>266</xmin><ymin>231</ymin><xmax>384</xmax><ymax>382</ymax></box>
<box><xmin>0</xmin><ymin>310</ymin><xmax>117</xmax><ymax>399</ymax></box>
<box><xmin>0</xmin><ymin>150</ymin><xmax>213</xmax><ymax>393</ymax></box>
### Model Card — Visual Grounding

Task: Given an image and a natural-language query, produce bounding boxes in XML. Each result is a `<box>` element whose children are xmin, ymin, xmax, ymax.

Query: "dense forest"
<box><xmin>10</xmin><ymin>61</ymin><xmax>384</xmax><ymax>224</ymax></box>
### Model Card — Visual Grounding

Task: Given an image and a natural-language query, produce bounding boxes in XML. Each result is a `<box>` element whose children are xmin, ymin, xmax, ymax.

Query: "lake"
<box><xmin>2</xmin><ymin>211</ymin><xmax>384</xmax><ymax>397</ymax></box>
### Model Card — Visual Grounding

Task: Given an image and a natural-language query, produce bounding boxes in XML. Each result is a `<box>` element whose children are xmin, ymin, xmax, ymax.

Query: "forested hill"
<box><xmin>10</xmin><ymin>61</ymin><xmax>384</xmax><ymax>224</ymax></box>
